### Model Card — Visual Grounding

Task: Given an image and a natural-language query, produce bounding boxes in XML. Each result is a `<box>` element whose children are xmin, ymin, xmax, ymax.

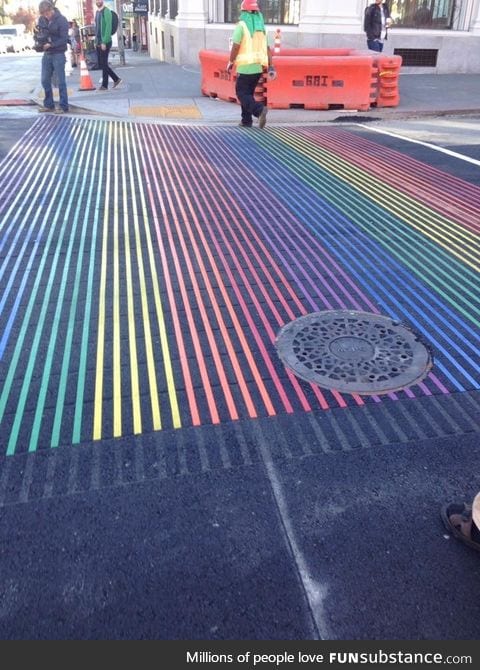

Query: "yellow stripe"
<box><xmin>129</xmin><ymin>125</ymin><xmax>181</xmax><ymax>429</ymax></box>
<box><xmin>124</xmin><ymin>125</ymin><xmax>160</xmax><ymax>431</ymax></box>
<box><xmin>119</xmin><ymin>124</ymin><xmax>142</xmax><ymax>435</ymax></box>
<box><xmin>113</xmin><ymin>122</ymin><xmax>122</xmax><ymax>437</ymax></box>
<box><xmin>93</xmin><ymin>121</ymin><xmax>113</xmax><ymax>440</ymax></box>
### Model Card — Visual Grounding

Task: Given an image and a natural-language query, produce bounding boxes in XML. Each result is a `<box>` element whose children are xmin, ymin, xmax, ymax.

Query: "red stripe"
<box><xmin>140</xmin><ymin>124</ymin><xmax>221</xmax><ymax>424</ymax></box>
<box><xmin>134</xmin><ymin>124</ymin><xmax>201</xmax><ymax>426</ymax></box>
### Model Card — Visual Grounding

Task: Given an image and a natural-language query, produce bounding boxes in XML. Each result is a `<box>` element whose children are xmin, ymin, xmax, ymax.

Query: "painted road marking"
<box><xmin>357</xmin><ymin>123</ymin><xmax>480</xmax><ymax>168</ymax></box>
<box><xmin>0</xmin><ymin>118</ymin><xmax>479</xmax><ymax>455</ymax></box>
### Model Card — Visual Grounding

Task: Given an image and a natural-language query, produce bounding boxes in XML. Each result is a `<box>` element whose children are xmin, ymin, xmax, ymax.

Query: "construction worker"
<box><xmin>226</xmin><ymin>0</ymin><xmax>276</xmax><ymax>129</ymax></box>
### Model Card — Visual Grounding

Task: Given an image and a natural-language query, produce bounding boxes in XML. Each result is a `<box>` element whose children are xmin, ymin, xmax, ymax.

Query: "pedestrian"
<box><xmin>364</xmin><ymin>0</ymin><xmax>392</xmax><ymax>53</ymax></box>
<box><xmin>95</xmin><ymin>0</ymin><xmax>121</xmax><ymax>91</ymax></box>
<box><xmin>68</xmin><ymin>19</ymin><xmax>80</xmax><ymax>67</ymax></box>
<box><xmin>132</xmin><ymin>31</ymin><xmax>138</xmax><ymax>51</ymax></box>
<box><xmin>442</xmin><ymin>491</ymin><xmax>480</xmax><ymax>553</ymax></box>
<box><xmin>226</xmin><ymin>0</ymin><xmax>276</xmax><ymax>129</ymax></box>
<box><xmin>36</xmin><ymin>0</ymin><xmax>69</xmax><ymax>114</ymax></box>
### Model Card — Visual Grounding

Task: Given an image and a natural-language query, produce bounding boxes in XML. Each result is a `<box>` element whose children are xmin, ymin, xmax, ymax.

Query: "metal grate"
<box><xmin>393</xmin><ymin>48</ymin><xmax>438</xmax><ymax>67</ymax></box>
<box><xmin>275</xmin><ymin>310</ymin><xmax>433</xmax><ymax>395</ymax></box>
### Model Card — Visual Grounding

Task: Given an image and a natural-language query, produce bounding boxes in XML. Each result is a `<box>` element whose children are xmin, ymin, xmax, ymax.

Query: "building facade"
<box><xmin>145</xmin><ymin>0</ymin><xmax>480</xmax><ymax>73</ymax></box>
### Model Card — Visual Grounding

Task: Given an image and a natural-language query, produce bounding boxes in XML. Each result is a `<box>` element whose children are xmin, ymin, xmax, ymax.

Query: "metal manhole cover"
<box><xmin>275</xmin><ymin>310</ymin><xmax>433</xmax><ymax>395</ymax></box>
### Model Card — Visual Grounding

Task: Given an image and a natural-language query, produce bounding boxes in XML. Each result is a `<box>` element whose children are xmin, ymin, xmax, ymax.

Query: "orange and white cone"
<box><xmin>274</xmin><ymin>28</ymin><xmax>281</xmax><ymax>55</ymax></box>
<box><xmin>78</xmin><ymin>53</ymin><xmax>96</xmax><ymax>91</ymax></box>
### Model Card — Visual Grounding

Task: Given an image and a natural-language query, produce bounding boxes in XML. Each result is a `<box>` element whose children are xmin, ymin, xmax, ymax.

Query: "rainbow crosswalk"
<box><xmin>0</xmin><ymin>117</ymin><xmax>478</xmax><ymax>455</ymax></box>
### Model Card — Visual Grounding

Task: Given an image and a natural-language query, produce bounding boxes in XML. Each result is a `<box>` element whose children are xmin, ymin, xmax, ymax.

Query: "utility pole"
<box><xmin>116</xmin><ymin>0</ymin><xmax>125</xmax><ymax>65</ymax></box>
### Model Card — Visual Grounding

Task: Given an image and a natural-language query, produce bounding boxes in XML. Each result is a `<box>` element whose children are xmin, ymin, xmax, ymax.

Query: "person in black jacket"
<box><xmin>37</xmin><ymin>0</ymin><xmax>69</xmax><ymax>113</ymax></box>
<box><xmin>364</xmin><ymin>0</ymin><xmax>392</xmax><ymax>52</ymax></box>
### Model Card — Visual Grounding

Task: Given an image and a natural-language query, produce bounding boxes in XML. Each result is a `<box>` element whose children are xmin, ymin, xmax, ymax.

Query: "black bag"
<box><xmin>33</xmin><ymin>31</ymin><xmax>49</xmax><ymax>51</ymax></box>
<box><xmin>33</xmin><ymin>16</ymin><xmax>49</xmax><ymax>52</ymax></box>
<box><xmin>110</xmin><ymin>10</ymin><xmax>118</xmax><ymax>35</ymax></box>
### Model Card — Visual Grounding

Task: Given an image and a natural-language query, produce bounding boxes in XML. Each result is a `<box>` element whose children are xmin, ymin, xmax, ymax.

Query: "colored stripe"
<box><xmin>1</xmin><ymin>121</ymin><xmax>90</xmax><ymax>454</ymax></box>
<box><xmin>241</xmin><ymin>128</ymin><xmax>478</xmax><ymax>391</ymax></box>
<box><xmin>53</xmin><ymin>119</ymin><xmax>104</xmax><ymax>447</ymax></box>
<box><xmin>1</xmin><ymin>122</ymin><xmax>479</xmax><ymax>455</ymax></box>
<box><xmin>93</xmin><ymin>121</ymin><xmax>115</xmax><ymax>440</ymax></box>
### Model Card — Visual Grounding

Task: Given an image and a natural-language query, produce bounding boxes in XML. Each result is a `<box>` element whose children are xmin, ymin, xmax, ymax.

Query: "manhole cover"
<box><xmin>275</xmin><ymin>310</ymin><xmax>433</xmax><ymax>395</ymax></box>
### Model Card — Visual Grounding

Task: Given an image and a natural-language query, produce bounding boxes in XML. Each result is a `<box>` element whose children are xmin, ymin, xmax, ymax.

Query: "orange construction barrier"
<box><xmin>198</xmin><ymin>48</ymin><xmax>401</xmax><ymax>111</ymax></box>
<box><xmin>266</xmin><ymin>54</ymin><xmax>374</xmax><ymax>111</ymax></box>
<box><xmin>199</xmin><ymin>49</ymin><xmax>266</xmax><ymax>104</ymax></box>
<box><xmin>199</xmin><ymin>49</ymin><xmax>237</xmax><ymax>102</ymax></box>
<box><xmin>369</xmin><ymin>54</ymin><xmax>402</xmax><ymax>107</ymax></box>
<box><xmin>78</xmin><ymin>52</ymin><xmax>96</xmax><ymax>91</ymax></box>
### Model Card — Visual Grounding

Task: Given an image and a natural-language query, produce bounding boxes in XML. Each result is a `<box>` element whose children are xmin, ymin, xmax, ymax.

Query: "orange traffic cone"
<box><xmin>78</xmin><ymin>53</ymin><xmax>96</xmax><ymax>91</ymax></box>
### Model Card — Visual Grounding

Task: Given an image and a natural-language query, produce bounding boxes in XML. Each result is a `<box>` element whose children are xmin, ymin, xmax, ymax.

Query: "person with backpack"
<box><xmin>364</xmin><ymin>0</ymin><xmax>392</xmax><ymax>53</ymax></box>
<box><xmin>94</xmin><ymin>0</ymin><xmax>121</xmax><ymax>91</ymax></box>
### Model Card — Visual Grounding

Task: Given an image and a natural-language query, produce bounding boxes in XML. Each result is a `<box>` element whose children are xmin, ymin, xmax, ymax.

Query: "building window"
<box><xmin>387</xmin><ymin>0</ymin><xmax>474</xmax><ymax>31</ymax></box>
<box><xmin>160</xmin><ymin>0</ymin><xmax>168</xmax><ymax>16</ymax></box>
<box><xmin>169</xmin><ymin>0</ymin><xmax>178</xmax><ymax>19</ymax></box>
<box><xmin>223</xmin><ymin>0</ymin><xmax>300</xmax><ymax>24</ymax></box>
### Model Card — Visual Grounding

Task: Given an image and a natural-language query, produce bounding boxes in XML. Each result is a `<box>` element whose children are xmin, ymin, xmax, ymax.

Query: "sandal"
<box><xmin>441</xmin><ymin>502</ymin><xmax>480</xmax><ymax>553</ymax></box>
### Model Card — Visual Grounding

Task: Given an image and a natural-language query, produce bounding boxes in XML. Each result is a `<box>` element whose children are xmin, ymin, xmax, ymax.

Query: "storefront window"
<box><xmin>388</xmin><ymin>0</ymin><xmax>457</xmax><ymax>29</ymax></box>
<box><xmin>224</xmin><ymin>0</ymin><xmax>300</xmax><ymax>24</ymax></box>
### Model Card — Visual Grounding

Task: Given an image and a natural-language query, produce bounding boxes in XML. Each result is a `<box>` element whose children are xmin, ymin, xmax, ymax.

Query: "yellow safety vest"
<box><xmin>235</xmin><ymin>21</ymin><xmax>268</xmax><ymax>67</ymax></box>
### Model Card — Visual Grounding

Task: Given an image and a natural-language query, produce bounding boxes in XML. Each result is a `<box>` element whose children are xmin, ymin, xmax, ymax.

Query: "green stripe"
<box><xmin>3</xmin><ymin>122</ymin><xmax>85</xmax><ymax>455</ymax></box>
<box><xmin>72</xmin><ymin>121</ymin><xmax>111</xmax><ymax>444</ymax></box>
<box><xmin>250</xmin><ymin>130</ymin><xmax>480</xmax><ymax>327</ymax></box>
<box><xmin>50</xmin><ymin>120</ymin><xmax>101</xmax><ymax>447</ymax></box>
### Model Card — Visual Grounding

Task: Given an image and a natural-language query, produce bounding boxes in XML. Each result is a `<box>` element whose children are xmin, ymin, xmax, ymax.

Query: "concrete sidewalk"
<box><xmin>26</xmin><ymin>50</ymin><xmax>480</xmax><ymax>124</ymax></box>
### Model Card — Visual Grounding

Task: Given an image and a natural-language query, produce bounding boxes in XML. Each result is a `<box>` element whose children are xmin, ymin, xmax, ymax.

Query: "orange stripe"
<box><xmin>162</xmin><ymin>128</ymin><xmax>277</xmax><ymax>417</ymax></box>
<box><xmin>137</xmin><ymin>125</ymin><xmax>211</xmax><ymax>425</ymax></box>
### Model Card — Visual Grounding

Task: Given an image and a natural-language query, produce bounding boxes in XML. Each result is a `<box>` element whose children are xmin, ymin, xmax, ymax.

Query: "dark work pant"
<box><xmin>235</xmin><ymin>72</ymin><xmax>264</xmax><ymax>126</ymax></box>
<box><xmin>96</xmin><ymin>43</ymin><xmax>120</xmax><ymax>88</ymax></box>
<box><xmin>367</xmin><ymin>38</ymin><xmax>384</xmax><ymax>52</ymax></box>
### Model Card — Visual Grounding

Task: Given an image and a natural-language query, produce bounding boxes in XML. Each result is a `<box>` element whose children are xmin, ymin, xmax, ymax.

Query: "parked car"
<box><xmin>0</xmin><ymin>36</ymin><xmax>8</xmax><ymax>55</ymax></box>
<box><xmin>0</xmin><ymin>25</ymin><xmax>29</xmax><ymax>53</ymax></box>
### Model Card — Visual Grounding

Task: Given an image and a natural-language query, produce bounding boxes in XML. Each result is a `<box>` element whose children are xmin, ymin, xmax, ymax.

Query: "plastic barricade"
<box><xmin>199</xmin><ymin>49</ymin><xmax>237</xmax><ymax>103</ymax></box>
<box><xmin>199</xmin><ymin>49</ymin><xmax>266</xmax><ymax>104</ymax></box>
<box><xmin>266</xmin><ymin>54</ymin><xmax>374</xmax><ymax>111</ymax></box>
<box><xmin>199</xmin><ymin>48</ymin><xmax>401</xmax><ymax>111</ymax></box>
<box><xmin>370</xmin><ymin>54</ymin><xmax>402</xmax><ymax>107</ymax></box>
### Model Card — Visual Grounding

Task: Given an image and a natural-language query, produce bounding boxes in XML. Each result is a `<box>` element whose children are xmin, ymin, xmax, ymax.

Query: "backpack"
<box><xmin>110</xmin><ymin>9</ymin><xmax>118</xmax><ymax>35</ymax></box>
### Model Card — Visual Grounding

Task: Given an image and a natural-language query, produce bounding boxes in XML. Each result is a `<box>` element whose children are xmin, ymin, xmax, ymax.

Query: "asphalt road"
<box><xmin>0</xmin><ymin>113</ymin><xmax>479</xmax><ymax>641</ymax></box>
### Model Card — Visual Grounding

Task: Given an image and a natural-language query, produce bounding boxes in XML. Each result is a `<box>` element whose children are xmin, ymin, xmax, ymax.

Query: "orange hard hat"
<box><xmin>241</xmin><ymin>0</ymin><xmax>260</xmax><ymax>11</ymax></box>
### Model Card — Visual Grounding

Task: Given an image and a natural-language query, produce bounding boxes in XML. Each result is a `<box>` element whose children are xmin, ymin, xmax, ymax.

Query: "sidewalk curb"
<box><xmin>25</xmin><ymin>85</ymin><xmax>480</xmax><ymax>124</ymax></box>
